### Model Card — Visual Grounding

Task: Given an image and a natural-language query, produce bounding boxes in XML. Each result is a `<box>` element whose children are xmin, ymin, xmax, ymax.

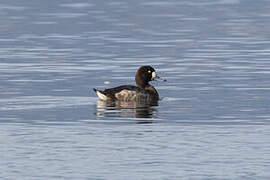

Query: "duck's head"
<box><xmin>135</xmin><ymin>66</ymin><xmax>166</xmax><ymax>88</ymax></box>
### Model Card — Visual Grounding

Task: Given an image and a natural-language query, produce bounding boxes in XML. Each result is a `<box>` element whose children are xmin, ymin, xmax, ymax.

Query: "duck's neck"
<box><xmin>136</xmin><ymin>82</ymin><xmax>149</xmax><ymax>88</ymax></box>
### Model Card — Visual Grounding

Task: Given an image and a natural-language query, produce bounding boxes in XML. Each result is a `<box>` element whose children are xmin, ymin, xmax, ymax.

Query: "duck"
<box><xmin>93</xmin><ymin>66</ymin><xmax>166</xmax><ymax>102</ymax></box>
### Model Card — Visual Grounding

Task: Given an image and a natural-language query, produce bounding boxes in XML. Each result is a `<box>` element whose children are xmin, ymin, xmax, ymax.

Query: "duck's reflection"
<box><xmin>95</xmin><ymin>100</ymin><xmax>158</xmax><ymax>120</ymax></box>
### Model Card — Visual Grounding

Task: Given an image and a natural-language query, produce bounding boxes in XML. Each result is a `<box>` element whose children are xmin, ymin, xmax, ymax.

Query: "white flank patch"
<box><xmin>96</xmin><ymin>90</ymin><xmax>109</xmax><ymax>101</ymax></box>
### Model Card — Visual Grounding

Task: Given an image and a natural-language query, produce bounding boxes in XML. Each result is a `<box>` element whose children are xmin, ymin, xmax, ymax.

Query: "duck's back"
<box><xmin>95</xmin><ymin>85</ymin><xmax>153</xmax><ymax>102</ymax></box>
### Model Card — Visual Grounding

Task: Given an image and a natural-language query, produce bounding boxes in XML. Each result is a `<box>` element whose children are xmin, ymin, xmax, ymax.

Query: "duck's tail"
<box><xmin>93</xmin><ymin>88</ymin><xmax>109</xmax><ymax>101</ymax></box>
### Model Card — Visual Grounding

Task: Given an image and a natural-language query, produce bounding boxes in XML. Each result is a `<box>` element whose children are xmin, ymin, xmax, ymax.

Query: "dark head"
<box><xmin>135</xmin><ymin>66</ymin><xmax>166</xmax><ymax>88</ymax></box>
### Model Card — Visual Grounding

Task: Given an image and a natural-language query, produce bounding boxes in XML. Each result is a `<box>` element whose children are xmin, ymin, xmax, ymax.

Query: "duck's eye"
<box><xmin>148</xmin><ymin>70</ymin><xmax>151</xmax><ymax>73</ymax></box>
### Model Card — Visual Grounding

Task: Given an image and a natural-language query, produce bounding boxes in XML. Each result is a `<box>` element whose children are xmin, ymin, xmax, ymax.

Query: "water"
<box><xmin>1</xmin><ymin>0</ymin><xmax>270</xmax><ymax>179</ymax></box>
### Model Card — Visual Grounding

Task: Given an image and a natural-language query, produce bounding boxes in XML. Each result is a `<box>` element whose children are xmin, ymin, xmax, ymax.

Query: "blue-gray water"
<box><xmin>1</xmin><ymin>0</ymin><xmax>270</xmax><ymax>179</ymax></box>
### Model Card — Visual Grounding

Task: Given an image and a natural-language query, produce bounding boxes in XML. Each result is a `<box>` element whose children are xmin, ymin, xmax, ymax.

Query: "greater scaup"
<box><xmin>93</xmin><ymin>66</ymin><xmax>166</xmax><ymax>102</ymax></box>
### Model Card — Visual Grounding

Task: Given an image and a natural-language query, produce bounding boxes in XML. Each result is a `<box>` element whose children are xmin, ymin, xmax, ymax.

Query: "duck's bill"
<box><xmin>151</xmin><ymin>71</ymin><xmax>167</xmax><ymax>81</ymax></box>
<box><xmin>153</xmin><ymin>75</ymin><xmax>167</xmax><ymax>82</ymax></box>
<box><xmin>152</xmin><ymin>72</ymin><xmax>167</xmax><ymax>82</ymax></box>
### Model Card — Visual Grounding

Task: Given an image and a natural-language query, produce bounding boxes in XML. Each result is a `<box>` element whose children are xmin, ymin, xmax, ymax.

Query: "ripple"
<box><xmin>0</xmin><ymin>96</ymin><xmax>96</xmax><ymax>111</ymax></box>
<box><xmin>0</xmin><ymin>4</ymin><xmax>27</xmax><ymax>11</ymax></box>
<box><xmin>141</xmin><ymin>0</ymin><xmax>239</xmax><ymax>6</ymax></box>
<box><xmin>39</xmin><ymin>13</ymin><xmax>87</xmax><ymax>18</ymax></box>
<box><xmin>60</xmin><ymin>3</ymin><xmax>93</xmax><ymax>9</ymax></box>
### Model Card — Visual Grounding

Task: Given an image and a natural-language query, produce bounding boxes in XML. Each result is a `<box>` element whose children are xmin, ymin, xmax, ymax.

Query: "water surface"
<box><xmin>1</xmin><ymin>0</ymin><xmax>270</xmax><ymax>179</ymax></box>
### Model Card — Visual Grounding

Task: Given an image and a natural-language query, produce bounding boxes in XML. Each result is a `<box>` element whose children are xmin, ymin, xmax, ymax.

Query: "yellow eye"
<box><xmin>148</xmin><ymin>70</ymin><xmax>151</xmax><ymax>73</ymax></box>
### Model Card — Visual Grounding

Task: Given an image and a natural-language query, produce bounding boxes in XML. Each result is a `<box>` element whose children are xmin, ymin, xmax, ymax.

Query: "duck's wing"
<box><xmin>94</xmin><ymin>85</ymin><xmax>147</xmax><ymax>101</ymax></box>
